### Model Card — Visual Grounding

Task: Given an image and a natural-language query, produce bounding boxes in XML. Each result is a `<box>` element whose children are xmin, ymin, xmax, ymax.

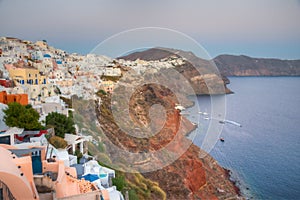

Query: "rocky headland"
<box><xmin>94</xmin><ymin>76</ymin><xmax>242</xmax><ymax>199</ymax></box>
<box><xmin>214</xmin><ymin>54</ymin><xmax>300</xmax><ymax>76</ymax></box>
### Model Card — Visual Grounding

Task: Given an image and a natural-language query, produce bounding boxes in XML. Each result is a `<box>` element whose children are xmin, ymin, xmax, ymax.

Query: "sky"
<box><xmin>0</xmin><ymin>0</ymin><xmax>300</xmax><ymax>59</ymax></box>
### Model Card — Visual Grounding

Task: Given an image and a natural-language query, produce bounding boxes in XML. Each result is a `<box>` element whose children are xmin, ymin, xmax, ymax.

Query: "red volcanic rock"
<box><xmin>184</xmin><ymin>157</ymin><xmax>206</xmax><ymax>192</ymax></box>
<box><xmin>97</xmin><ymin>83</ymin><xmax>242</xmax><ymax>199</ymax></box>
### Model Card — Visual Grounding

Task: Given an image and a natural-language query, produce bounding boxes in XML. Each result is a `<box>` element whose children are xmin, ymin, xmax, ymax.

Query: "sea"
<box><xmin>185</xmin><ymin>77</ymin><xmax>300</xmax><ymax>200</ymax></box>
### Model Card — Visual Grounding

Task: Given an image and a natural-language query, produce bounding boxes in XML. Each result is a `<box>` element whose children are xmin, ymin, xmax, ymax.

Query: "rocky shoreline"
<box><xmin>224</xmin><ymin>169</ymin><xmax>242</xmax><ymax>196</ymax></box>
<box><xmin>183</xmin><ymin>96</ymin><xmax>245</xmax><ymax>199</ymax></box>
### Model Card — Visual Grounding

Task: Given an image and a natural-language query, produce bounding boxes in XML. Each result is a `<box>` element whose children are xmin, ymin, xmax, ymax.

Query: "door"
<box><xmin>31</xmin><ymin>150</ymin><xmax>42</xmax><ymax>174</ymax></box>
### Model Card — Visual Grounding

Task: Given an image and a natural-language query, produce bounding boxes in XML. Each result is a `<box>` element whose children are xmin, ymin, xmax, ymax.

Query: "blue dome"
<box><xmin>56</xmin><ymin>60</ymin><xmax>62</xmax><ymax>64</ymax></box>
<box><xmin>43</xmin><ymin>54</ymin><xmax>51</xmax><ymax>58</ymax></box>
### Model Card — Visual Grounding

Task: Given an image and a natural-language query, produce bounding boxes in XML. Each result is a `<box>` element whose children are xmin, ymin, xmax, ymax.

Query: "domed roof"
<box><xmin>43</xmin><ymin>54</ymin><xmax>51</xmax><ymax>58</ymax></box>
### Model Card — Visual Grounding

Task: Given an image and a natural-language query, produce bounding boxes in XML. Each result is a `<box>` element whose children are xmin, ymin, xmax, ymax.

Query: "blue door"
<box><xmin>32</xmin><ymin>151</ymin><xmax>42</xmax><ymax>174</ymax></box>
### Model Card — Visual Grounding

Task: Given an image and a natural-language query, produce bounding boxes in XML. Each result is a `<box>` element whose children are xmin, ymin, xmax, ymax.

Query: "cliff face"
<box><xmin>214</xmin><ymin>54</ymin><xmax>300</xmax><ymax>76</ymax></box>
<box><xmin>119</xmin><ymin>48</ymin><xmax>233</xmax><ymax>95</ymax></box>
<box><xmin>96</xmin><ymin>83</ymin><xmax>241</xmax><ymax>199</ymax></box>
<box><xmin>144</xmin><ymin>145</ymin><xmax>240</xmax><ymax>200</ymax></box>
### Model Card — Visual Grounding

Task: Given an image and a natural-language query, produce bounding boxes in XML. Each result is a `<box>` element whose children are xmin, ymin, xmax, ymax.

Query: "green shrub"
<box><xmin>151</xmin><ymin>186</ymin><xmax>166</xmax><ymax>200</ymax></box>
<box><xmin>112</xmin><ymin>174</ymin><xmax>126</xmax><ymax>191</ymax></box>
<box><xmin>75</xmin><ymin>149</ymin><xmax>83</xmax><ymax>163</ymax></box>
<box><xmin>46</xmin><ymin>112</ymin><xmax>75</xmax><ymax>138</ymax></box>
<box><xmin>48</xmin><ymin>135</ymin><xmax>68</xmax><ymax>149</ymax></box>
<box><xmin>97</xmin><ymin>89</ymin><xmax>107</xmax><ymax>96</ymax></box>
<box><xmin>128</xmin><ymin>189</ymin><xmax>139</xmax><ymax>200</ymax></box>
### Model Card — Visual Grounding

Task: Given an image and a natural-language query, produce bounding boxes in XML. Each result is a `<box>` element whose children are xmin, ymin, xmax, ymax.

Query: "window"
<box><xmin>0</xmin><ymin>136</ymin><xmax>10</xmax><ymax>144</ymax></box>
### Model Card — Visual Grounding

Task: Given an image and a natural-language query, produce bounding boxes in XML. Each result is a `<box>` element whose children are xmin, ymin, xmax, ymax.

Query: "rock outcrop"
<box><xmin>119</xmin><ymin>48</ymin><xmax>233</xmax><ymax>95</ymax></box>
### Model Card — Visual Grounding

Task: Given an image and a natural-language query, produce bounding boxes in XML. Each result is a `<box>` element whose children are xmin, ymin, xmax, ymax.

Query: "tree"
<box><xmin>4</xmin><ymin>102</ymin><xmax>43</xmax><ymax>130</ymax></box>
<box><xmin>46</xmin><ymin>112</ymin><xmax>75</xmax><ymax>138</ymax></box>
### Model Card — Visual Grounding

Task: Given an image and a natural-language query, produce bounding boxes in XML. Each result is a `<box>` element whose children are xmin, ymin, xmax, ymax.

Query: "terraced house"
<box><xmin>6</xmin><ymin>66</ymin><xmax>55</xmax><ymax>102</ymax></box>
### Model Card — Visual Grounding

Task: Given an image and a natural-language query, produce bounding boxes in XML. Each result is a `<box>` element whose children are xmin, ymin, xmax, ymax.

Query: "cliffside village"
<box><xmin>0</xmin><ymin>37</ymin><xmax>186</xmax><ymax>200</ymax></box>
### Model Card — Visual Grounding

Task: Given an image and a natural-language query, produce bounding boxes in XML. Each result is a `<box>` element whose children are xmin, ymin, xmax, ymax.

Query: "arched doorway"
<box><xmin>0</xmin><ymin>180</ymin><xmax>16</xmax><ymax>200</ymax></box>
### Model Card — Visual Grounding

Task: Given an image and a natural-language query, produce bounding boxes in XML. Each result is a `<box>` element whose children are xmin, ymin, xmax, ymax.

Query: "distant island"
<box><xmin>120</xmin><ymin>48</ymin><xmax>300</xmax><ymax>77</ymax></box>
<box><xmin>214</xmin><ymin>54</ymin><xmax>300</xmax><ymax>76</ymax></box>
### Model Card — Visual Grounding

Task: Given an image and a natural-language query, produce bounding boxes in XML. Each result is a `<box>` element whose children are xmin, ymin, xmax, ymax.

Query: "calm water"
<box><xmin>186</xmin><ymin>77</ymin><xmax>300</xmax><ymax>200</ymax></box>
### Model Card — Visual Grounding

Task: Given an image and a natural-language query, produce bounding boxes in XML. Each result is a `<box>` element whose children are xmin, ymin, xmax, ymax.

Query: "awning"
<box><xmin>9</xmin><ymin>147</ymin><xmax>43</xmax><ymax>157</ymax></box>
<box><xmin>82</xmin><ymin>174</ymin><xmax>99</xmax><ymax>182</ymax></box>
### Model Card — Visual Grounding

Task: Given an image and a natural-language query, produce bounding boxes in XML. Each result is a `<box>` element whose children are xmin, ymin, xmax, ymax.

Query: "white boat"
<box><xmin>191</xmin><ymin>122</ymin><xmax>198</xmax><ymax>126</ymax></box>
<box><xmin>180</xmin><ymin>112</ymin><xmax>189</xmax><ymax>116</ymax></box>
<box><xmin>198</xmin><ymin>111</ymin><xmax>209</xmax><ymax>115</ymax></box>
<box><xmin>175</xmin><ymin>105</ymin><xmax>185</xmax><ymax>111</ymax></box>
<box><xmin>224</xmin><ymin>120</ymin><xmax>242</xmax><ymax>127</ymax></box>
<box><xmin>214</xmin><ymin>118</ymin><xmax>242</xmax><ymax>127</ymax></box>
